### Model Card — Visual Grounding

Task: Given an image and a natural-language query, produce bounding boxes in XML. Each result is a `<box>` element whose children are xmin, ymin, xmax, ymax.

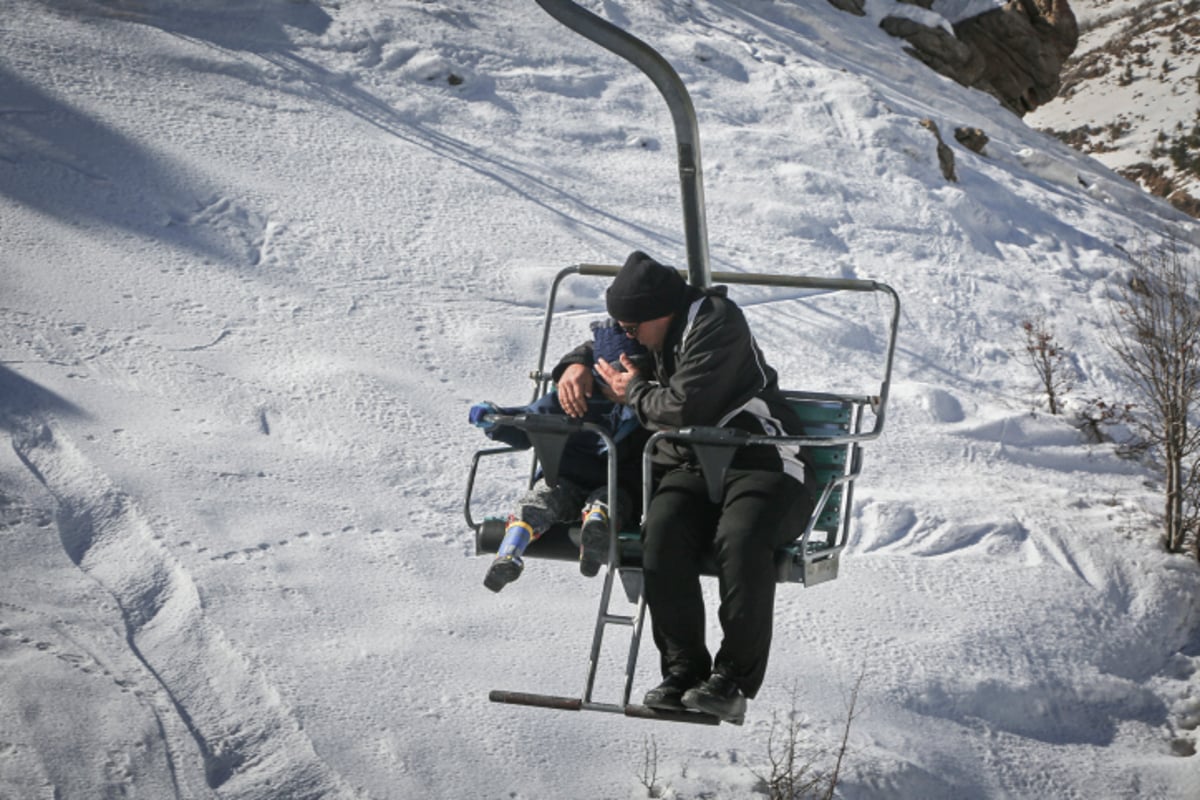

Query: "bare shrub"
<box><xmin>752</xmin><ymin>673</ymin><xmax>863</xmax><ymax>800</ymax></box>
<box><xmin>1017</xmin><ymin>316</ymin><xmax>1073</xmax><ymax>414</ymax></box>
<box><xmin>1107</xmin><ymin>243</ymin><xmax>1200</xmax><ymax>558</ymax></box>
<box><xmin>1073</xmin><ymin>396</ymin><xmax>1137</xmax><ymax>445</ymax></box>
<box><xmin>636</xmin><ymin>734</ymin><xmax>665</xmax><ymax>798</ymax></box>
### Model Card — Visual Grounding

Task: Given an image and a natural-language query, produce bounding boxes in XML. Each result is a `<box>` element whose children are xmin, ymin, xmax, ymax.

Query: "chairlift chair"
<box><xmin>462</xmin><ymin>0</ymin><xmax>901</xmax><ymax>725</ymax></box>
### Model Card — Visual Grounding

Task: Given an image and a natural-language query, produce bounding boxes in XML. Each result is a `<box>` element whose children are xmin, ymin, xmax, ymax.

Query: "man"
<box><xmin>555</xmin><ymin>251</ymin><xmax>816</xmax><ymax>725</ymax></box>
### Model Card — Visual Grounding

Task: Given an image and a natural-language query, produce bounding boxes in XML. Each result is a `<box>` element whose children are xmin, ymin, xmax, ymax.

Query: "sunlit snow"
<box><xmin>1</xmin><ymin>1</ymin><xmax>1198</xmax><ymax>798</ymax></box>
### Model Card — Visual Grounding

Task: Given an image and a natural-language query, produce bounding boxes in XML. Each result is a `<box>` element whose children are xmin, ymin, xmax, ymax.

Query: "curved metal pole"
<box><xmin>534</xmin><ymin>0</ymin><xmax>712</xmax><ymax>288</ymax></box>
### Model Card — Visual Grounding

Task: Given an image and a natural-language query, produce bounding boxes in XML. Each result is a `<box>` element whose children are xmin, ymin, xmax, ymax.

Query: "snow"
<box><xmin>1025</xmin><ymin>0</ymin><xmax>1200</xmax><ymax>195</ymax></box>
<box><xmin>1</xmin><ymin>1</ymin><xmax>1199</xmax><ymax>798</ymax></box>
<box><xmin>929</xmin><ymin>0</ymin><xmax>1005</xmax><ymax>24</ymax></box>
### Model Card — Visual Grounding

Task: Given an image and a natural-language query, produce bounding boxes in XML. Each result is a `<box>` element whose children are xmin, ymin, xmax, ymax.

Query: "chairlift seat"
<box><xmin>474</xmin><ymin>392</ymin><xmax>865</xmax><ymax>588</ymax></box>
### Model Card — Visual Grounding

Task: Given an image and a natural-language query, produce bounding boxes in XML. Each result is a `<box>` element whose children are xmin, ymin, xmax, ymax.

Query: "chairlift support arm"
<box><xmin>534</xmin><ymin>0</ymin><xmax>711</xmax><ymax>289</ymax></box>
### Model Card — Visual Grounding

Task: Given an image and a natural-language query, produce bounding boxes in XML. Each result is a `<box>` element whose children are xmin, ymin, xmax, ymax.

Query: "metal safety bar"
<box><xmin>576</xmin><ymin>263</ymin><xmax>902</xmax><ymax>437</ymax></box>
<box><xmin>533</xmin><ymin>264</ymin><xmax>900</xmax><ymax>453</ymax></box>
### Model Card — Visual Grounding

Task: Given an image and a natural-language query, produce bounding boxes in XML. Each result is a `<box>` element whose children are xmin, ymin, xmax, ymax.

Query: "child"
<box><xmin>470</xmin><ymin>319</ymin><xmax>649</xmax><ymax>592</ymax></box>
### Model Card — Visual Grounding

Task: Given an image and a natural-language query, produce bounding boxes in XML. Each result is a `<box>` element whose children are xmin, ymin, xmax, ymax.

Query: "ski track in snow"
<box><xmin>7</xmin><ymin>418</ymin><xmax>360</xmax><ymax>800</ymax></box>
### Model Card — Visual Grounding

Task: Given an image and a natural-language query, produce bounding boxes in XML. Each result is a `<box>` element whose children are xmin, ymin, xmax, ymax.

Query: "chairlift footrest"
<box><xmin>489</xmin><ymin>690</ymin><xmax>582</xmax><ymax>711</ymax></box>
<box><xmin>488</xmin><ymin>690</ymin><xmax>721</xmax><ymax>725</ymax></box>
<box><xmin>622</xmin><ymin>704</ymin><xmax>721</xmax><ymax>726</ymax></box>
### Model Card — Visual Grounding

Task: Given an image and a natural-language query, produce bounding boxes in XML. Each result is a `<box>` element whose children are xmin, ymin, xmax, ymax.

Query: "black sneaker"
<box><xmin>642</xmin><ymin>673</ymin><xmax>698</xmax><ymax>712</ymax></box>
<box><xmin>578</xmin><ymin>504</ymin><xmax>609</xmax><ymax>577</ymax></box>
<box><xmin>681</xmin><ymin>673</ymin><xmax>746</xmax><ymax>725</ymax></box>
<box><xmin>483</xmin><ymin>555</ymin><xmax>523</xmax><ymax>593</ymax></box>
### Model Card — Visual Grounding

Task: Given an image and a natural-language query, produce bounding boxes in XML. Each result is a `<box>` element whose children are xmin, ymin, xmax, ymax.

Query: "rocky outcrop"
<box><xmin>879</xmin><ymin>15</ymin><xmax>986</xmax><ymax>87</ymax></box>
<box><xmin>956</xmin><ymin>0</ymin><xmax>1078</xmax><ymax>114</ymax></box>
<box><xmin>876</xmin><ymin>0</ymin><xmax>1079</xmax><ymax>116</ymax></box>
<box><xmin>826</xmin><ymin>0</ymin><xmax>867</xmax><ymax>17</ymax></box>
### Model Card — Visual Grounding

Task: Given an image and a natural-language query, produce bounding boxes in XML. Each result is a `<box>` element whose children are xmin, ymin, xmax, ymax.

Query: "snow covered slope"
<box><xmin>1027</xmin><ymin>0</ymin><xmax>1200</xmax><ymax>215</ymax></box>
<box><xmin>1</xmin><ymin>0</ymin><xmax>1198</xmax><ymax>798</ymax></box>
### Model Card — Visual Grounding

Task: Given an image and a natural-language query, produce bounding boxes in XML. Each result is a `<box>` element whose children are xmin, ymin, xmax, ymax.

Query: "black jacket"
<box><xmin>554</xmin><ymin>286</ymin><xmax>808</xmax><ymax>484</ymax></box>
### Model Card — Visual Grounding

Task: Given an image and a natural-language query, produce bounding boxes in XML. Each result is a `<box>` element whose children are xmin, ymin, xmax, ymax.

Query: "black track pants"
<box><xmin>641</xmin><ymin>468</ymin><xmax>815</xmax><ymax>699</ymax></box>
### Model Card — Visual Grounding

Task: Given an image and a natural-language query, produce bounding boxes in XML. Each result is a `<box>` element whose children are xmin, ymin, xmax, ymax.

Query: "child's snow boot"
<box><xmin>484</xmin><ymin>520</ymin><xmax>533</xmax><ymax>592</ymax></box>
<box><xmin>578</xmin><ymin>502</ymin><xmax>610</xmax><ymax>577</ymax></box>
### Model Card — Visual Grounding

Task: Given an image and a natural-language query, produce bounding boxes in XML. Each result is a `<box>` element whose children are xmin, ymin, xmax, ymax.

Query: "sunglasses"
<box><xmin>618</xmin><ymin>322</ymin><xmax>639</xmax><ymax>337</ymax></box>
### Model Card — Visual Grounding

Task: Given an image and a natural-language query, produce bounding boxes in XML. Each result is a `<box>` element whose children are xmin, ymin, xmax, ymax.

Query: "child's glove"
<box><xmin>469</xmin><ymin>402</ymin><xmax>500</xmax><ymax>430</ymax></box>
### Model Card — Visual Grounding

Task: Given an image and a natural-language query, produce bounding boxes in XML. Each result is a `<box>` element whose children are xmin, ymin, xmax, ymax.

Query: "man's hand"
<box><xmin>557</xmin><ymin>363</ymin><xmax>594</xmax><ymax>417</ymax></box>
<box><xmin>595</xmin><ymin>354</ymin><xmax>640</xmax><ymax>404</ymax></box>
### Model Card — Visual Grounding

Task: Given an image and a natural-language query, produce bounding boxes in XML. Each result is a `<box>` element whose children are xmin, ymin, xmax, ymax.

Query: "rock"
<box><xmin>877</xmin><ymin>0</ymin><xmax>1078</xmax><ymax>116</ymax></box>
<box><xmin>879</xmin><ymin>15</ymin><xmax>986</xmax><ymax>86</ymax></box>
<box><xmin>825</xmin><ymin>0</ymin><xmax>866</xmax><ymax>17</ymax></box>
<box><xmin>920</xmin><ymin>119</ymin><xmax>958</xmax><ymax>182</ymax></box>
<box><xmin>954</xmin><ymin>126</ymin><xmax>989</xmax><ymax>154</ymax></box>
<box><xmin>953</xmin><ymin>0</ymin><xmax>1078</xmax><ymax>115</ymax></box>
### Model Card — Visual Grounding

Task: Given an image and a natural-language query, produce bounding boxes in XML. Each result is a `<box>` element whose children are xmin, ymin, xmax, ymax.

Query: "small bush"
<box><xmin>1073</xmin><ymin>397</ymin><xmax>1137</xmax><ymax>445</ymax></box>
<box><xmin>752</xmin><ymin>673</ymin><xmax>862</xmax><ymax>800</ymax></box>
<box><xmin>636</xmin><ymin>734</ymin><xmax>665</xmax><ymax>798</ymax></box>
<box><xmin>1017</xmin><ymin>317</ymin><xmax>1073</xmax><ymax>415</ymax></box>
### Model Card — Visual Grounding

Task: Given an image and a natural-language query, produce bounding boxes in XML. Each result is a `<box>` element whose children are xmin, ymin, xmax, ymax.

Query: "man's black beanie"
<box><xmin>605</xmin><ymin>251</ymin><xmax>687</xmax><ymax>322</ymax></box>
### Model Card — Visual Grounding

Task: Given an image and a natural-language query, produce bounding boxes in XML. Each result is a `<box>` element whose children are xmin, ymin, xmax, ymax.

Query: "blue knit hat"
<box><xmin>591</xmin><ymin>319</ymin><xmax>648</xmax><ymax>375</ymax></box>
